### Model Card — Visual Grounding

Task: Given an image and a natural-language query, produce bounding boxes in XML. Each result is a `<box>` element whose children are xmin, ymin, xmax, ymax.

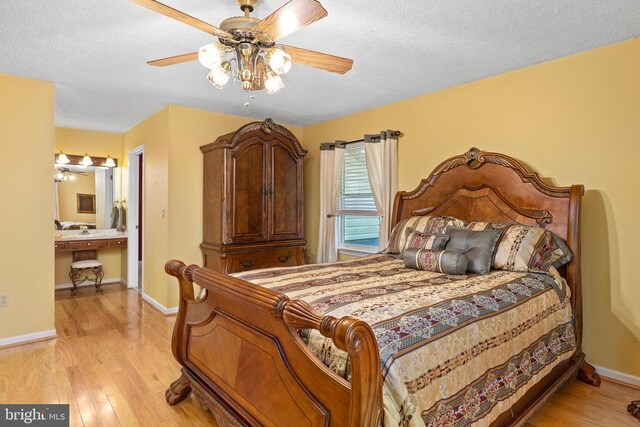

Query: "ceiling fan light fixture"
<box><xmin>80</xmin><ymin>153</ymin><xmax>93</xmax><ymax>167</ymax></box>
<box><xmin>266</xmin><ymin>47</ymin><xmax>292</xmax><ymax>75</ymax></box>
<box><xmin>134</xmin><ymin>0</ymin><xmax>353</xmax><ymax>94</ymax></box>
<box><xmin>198</xmin><ymin>42</ymin><xmax>226</xmax><ymax>69</ymax></box>
<box><xmin>264</xmin><ymin>70</ymin><xmax>285</xmax><ymax>94</ymax></box>
<box><xmin>104</xmin><ymin>155</ymin><xmax>116</xmax><ymax>168</ymax></box>
<box><xmin>56</xmin><ymin>151</ymin><xmax>70</xmax><ymax>165</ymax></box>
<box><xmin>207</xmin><ymin>61</ymin><xmax>232</xmax><ymax>89</ymax></box>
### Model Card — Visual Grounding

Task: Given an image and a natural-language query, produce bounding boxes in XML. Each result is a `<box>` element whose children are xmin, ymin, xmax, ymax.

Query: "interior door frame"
<box><xmin>127</xmin><ymin>145</ymin><xmax>144</xmax><ymax>290</ymax></box>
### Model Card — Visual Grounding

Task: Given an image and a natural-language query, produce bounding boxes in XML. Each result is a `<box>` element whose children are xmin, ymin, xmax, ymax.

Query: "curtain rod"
<box><xmin>319</xmin><ymin>130</ymin><xmax>402</xmax><ymax>150</ymax></box>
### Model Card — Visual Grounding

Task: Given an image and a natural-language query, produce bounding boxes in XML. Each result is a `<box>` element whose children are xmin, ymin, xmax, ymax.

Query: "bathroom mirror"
<box><xmin>54</xmin><ymin>164</ymin><xmax>122</xmax><ymax>230</ymax></box>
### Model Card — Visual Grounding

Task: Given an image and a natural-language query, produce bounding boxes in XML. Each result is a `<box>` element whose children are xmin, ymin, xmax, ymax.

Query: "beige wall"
<box><xmin>55</xmin><ymin>128</ymin><xmax>126</xmax><ymax>286</ymax></box>
<box><xmin>57</xmin><ymin>173</ymin><xmax>96</xmax><ymax>223</ymax></box>
<box><xmin>0</xmin><ymin>73</ymin><xmax>55</xmax><ymax>339</ymax></box>
<box><xmin>301</xmin><ymin>38</ymin><xmax>640</xmax><ymax>377</ymax></box>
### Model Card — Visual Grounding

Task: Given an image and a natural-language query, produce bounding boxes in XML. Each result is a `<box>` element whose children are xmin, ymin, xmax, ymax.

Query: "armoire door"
<box><xmin>267</xmin><ymin>140</ymin><xmax>303</xmax><ymax>241</ymax></box>
<box><xmin>229</xmin><ymin>139</ymin><xmax>267</xmax><ymax>242</ymax></box>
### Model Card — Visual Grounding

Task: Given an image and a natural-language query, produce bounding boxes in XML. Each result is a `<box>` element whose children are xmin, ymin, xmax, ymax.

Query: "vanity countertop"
<box><xmin>55</xmin><ymin>229</ymin><xmax>128</xmax><ymax>242</ymax></box>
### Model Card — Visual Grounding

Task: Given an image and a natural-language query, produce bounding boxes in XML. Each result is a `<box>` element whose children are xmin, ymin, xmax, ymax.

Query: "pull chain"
<box><xmin>244</xmin><ymin>93</ymin><xmax>256</xmax><ymax>107</ymax></box>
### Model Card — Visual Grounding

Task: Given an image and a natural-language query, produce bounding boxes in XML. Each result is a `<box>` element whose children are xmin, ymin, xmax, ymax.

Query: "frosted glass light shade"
<box><xmin>266</xmin><ymin>48</ymin><xmax>292</xmax><ymax>75</ymax></box>
<box><xmin>198</xmin><ymin>43</ymin><xmax>225</xmax><ymax>69</ymax></box>
<box><xmin>104</xmin><ymin>156</ymin><xmax>116</xmax><ymax>168</ymax></box>
<box><xmin>264</xmin><ymin>71</ymin><xmax>284</xmax><ymax>94</ymax></box>
<box><xmin>207</xmin><ymin>62</ymin><xmax>231</xmax><ymax>89</ymax></box>
<box><xmin>56</xmin><ymin>152</ymin><xmax>70</xmax><ymax>165</ymax></box>
<box><xmin>80</xmin><ymin>153</ymin><xmax>93</xmax><ymax>166</ymax></box>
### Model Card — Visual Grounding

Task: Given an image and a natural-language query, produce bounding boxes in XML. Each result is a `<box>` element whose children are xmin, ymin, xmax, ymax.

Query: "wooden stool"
<box><xmin>69</xmin><ymin>259</ymin><xmax>104</xmax><ymax>296</ymax></box>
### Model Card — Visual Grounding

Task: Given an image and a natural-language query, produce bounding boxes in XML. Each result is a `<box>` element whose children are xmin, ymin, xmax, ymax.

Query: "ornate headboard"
<box><xmin>391</xmin><ymin>148</ymin><xmax>585</xmax><ymax>346</ymax></box>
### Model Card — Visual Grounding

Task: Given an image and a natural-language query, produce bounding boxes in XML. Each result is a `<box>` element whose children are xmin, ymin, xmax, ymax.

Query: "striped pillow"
<box><xmin>401</xmin><ymin>228</ymin><xmax>449</xmax><ymax>253</ymax></box>
<box><xmin>466</xmin><ymin>221</ymin><xmax>573</xmax><ymax>272</ymax></box>
<box><xmin>403</xmin><ymin>248</ymin><xmax>468</xmax><ymax>275</ymax></box>
<box><xmin>386</xmin><ymin>215</ymin><xmax>466</xmax><ymax>254</ymax></box>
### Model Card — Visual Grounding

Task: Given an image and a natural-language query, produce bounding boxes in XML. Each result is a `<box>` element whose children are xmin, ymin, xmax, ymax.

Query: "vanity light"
<box><xmin>104</xmin><ymin>156</ymin><xmax>116</xmax><ymax>168</ymax></box>
<box><xmin>56</xmin><ymin>152</ymin><xmax>70</xmax><ymax>165</ymax></box>
<box><xmin>80</xmin><ymin>153</ymin><xmax>93</xmax><ymax>167</ymax></box>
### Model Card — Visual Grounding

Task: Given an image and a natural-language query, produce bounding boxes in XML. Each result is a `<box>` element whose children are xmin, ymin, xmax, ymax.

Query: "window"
<box><xmin>336</xmin><ymin>142</ymin><xmax>380</xmax><ymax>253</ymax></box>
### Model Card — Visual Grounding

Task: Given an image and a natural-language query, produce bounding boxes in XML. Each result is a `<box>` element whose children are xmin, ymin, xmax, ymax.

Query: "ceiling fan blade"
<box><xmin>283</xmin><ymin>45</ymin><xmax>353</xmax><ymax>74</ymax></box>
<box><xmin>129</xmin><ymin>0</ymin><xmax>234</xmax><ymax>40</ymax></box>
<box><xmin>252</xmin><ymin>0</ymin><xmax>327</xmax><ymax>42</ymax></box>
<box><xmin>147</xmin><ymin>52</ymin><xmax>199</xmax><ymax>67</ymax></box>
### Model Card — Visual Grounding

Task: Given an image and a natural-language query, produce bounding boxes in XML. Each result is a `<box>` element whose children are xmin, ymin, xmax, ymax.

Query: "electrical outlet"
<box><xmin>0</xmin><ymin>294</ymin><xmax>8</xmax><ymax>308</ymax></box>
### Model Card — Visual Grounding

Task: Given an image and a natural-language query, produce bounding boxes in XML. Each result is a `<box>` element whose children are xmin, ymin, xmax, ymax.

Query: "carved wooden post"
<box><xmin>164</xmin><ymin>259</ymin><xmax>199</xmax><ymax>405</ymax></box>
<box><xmin>165</xmin><ymin>259</ymin><xmax>198</xmax><ymax>364</ymax></box>
<box><xmin>282</xmin><ymin>300</ymin><xmax>384</xmax><ymax>427</ymax></box>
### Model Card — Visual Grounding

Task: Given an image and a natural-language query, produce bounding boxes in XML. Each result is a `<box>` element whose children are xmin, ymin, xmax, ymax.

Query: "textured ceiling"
<box><xmin>1</xmin><ymin>1</ymin><xmax>639</xmax><ymax>132</ymax></box>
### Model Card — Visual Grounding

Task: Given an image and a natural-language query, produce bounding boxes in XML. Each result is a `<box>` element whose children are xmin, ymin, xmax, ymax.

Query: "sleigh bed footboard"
<box><xmin>165</xmin><ymin>259</ymin><xmax>383</xmax><ymax>427</ymax></box>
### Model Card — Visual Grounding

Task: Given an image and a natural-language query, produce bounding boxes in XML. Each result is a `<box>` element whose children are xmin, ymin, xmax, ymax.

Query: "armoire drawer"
<box><xmin>229</xmin><ymin>248</ymin><xmax>297</xmax><ymax>272</ymax></box>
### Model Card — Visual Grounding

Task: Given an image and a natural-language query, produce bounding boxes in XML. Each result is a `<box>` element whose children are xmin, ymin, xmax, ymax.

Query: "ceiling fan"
<box><xmin>130</xmin><ymin>0</ymin><xmax>353</xmax><ymax>93</ymax></box>
<box><xmin>54</xmin><ymin>167</ymin><xmax>87</xmax><ymax>183</ymax></box>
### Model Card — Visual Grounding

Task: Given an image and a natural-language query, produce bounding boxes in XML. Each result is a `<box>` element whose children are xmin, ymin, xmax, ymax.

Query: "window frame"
<box><xmin>335</xmin><ymin>142</ymin><xmax>380</xmax><ymax>255</ymax></box>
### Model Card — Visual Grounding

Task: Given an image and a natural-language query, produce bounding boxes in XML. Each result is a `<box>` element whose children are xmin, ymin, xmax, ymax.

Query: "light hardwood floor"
<box><xmin>0</xmin><ymin>286</ymin><xmax>638</xmax><ymax>426</ymax></box>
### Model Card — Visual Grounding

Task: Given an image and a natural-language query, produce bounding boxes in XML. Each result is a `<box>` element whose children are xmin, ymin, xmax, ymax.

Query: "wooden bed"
<box><xmin>164</xmin><ymin>147</ymin><xmax>600</xmax><ymax>426</ymax></box>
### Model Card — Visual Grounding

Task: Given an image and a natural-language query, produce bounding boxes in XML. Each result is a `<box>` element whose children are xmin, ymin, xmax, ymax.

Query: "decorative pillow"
<box><xmin>445</xmin><ymin>228</ymin><xmax>502</xmax><ymax>275</ymax></box>
<box><xmin>403</xmin><ymin>248</ymin><xmax>468</xmax><ymax>275</ymax></box>
<box><xmin>401</xmin><ymin>228</ymin><xmax>449</xmax><ymax>252</ymax></box>
<box><xmin>386</xmin><ymin>215</ymin><xmax>466</xmax><ymax>254</ymax></box>
<box><xmin>466</xmin><ymin>221</ymin><xmax>573</xmax><ymax>272</ymax></box>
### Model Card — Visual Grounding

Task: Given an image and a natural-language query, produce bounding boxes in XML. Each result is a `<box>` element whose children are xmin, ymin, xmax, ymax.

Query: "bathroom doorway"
<box><xmin>127</xmin><ymin>145</ymin><xmax>144</xmax><ymax>291</ymax></box>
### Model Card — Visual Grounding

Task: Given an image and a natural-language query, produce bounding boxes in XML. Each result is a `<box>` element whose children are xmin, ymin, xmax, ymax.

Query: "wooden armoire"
<box><xmin>200</xmin><ymin>119</ymin><xmax>307</xmax><ymax>273</ymax></box>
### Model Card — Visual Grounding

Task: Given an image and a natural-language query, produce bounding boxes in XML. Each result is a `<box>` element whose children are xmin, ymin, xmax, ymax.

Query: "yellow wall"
<box><xmin>302</xmin><ymin>38</ymin><xmax>640</xmax><ymax>377</ymax></box>
<box><xmin>55</xmin><ymin>128</ymin><xmax>126</xmax><ymax>286</ymax></box>
<box><xmin>55</xmin><ymin>127</ymin><xmax>122</xmax><ymax>159</ymax></box>
<box><xmin>4</xmin><ymin>37</ymin><xmax>638</xmax><ymax>378</ymax></box>
<box><xmin>57</xmin><ymin>173</ymin><xmax>96</xmax><ymax>223</ymax></box>
<box><xmin>122</xmin><ymin>107</ymin><xmax>170</xmax><ymax>305</ymax></box>
<box><xmin>55</xmin><ymin>127</ymin><xmax>125</xmax><ymax>202</ymax></box>
<box><xmin>122</xmin><ymin>105</ymin><xmax>302</xmax><ymax>307</ymax></box>
<box><xmin>0</xmin><ymin>73</ymin><xmax>55</xmax><ymax>339</ymax></box>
